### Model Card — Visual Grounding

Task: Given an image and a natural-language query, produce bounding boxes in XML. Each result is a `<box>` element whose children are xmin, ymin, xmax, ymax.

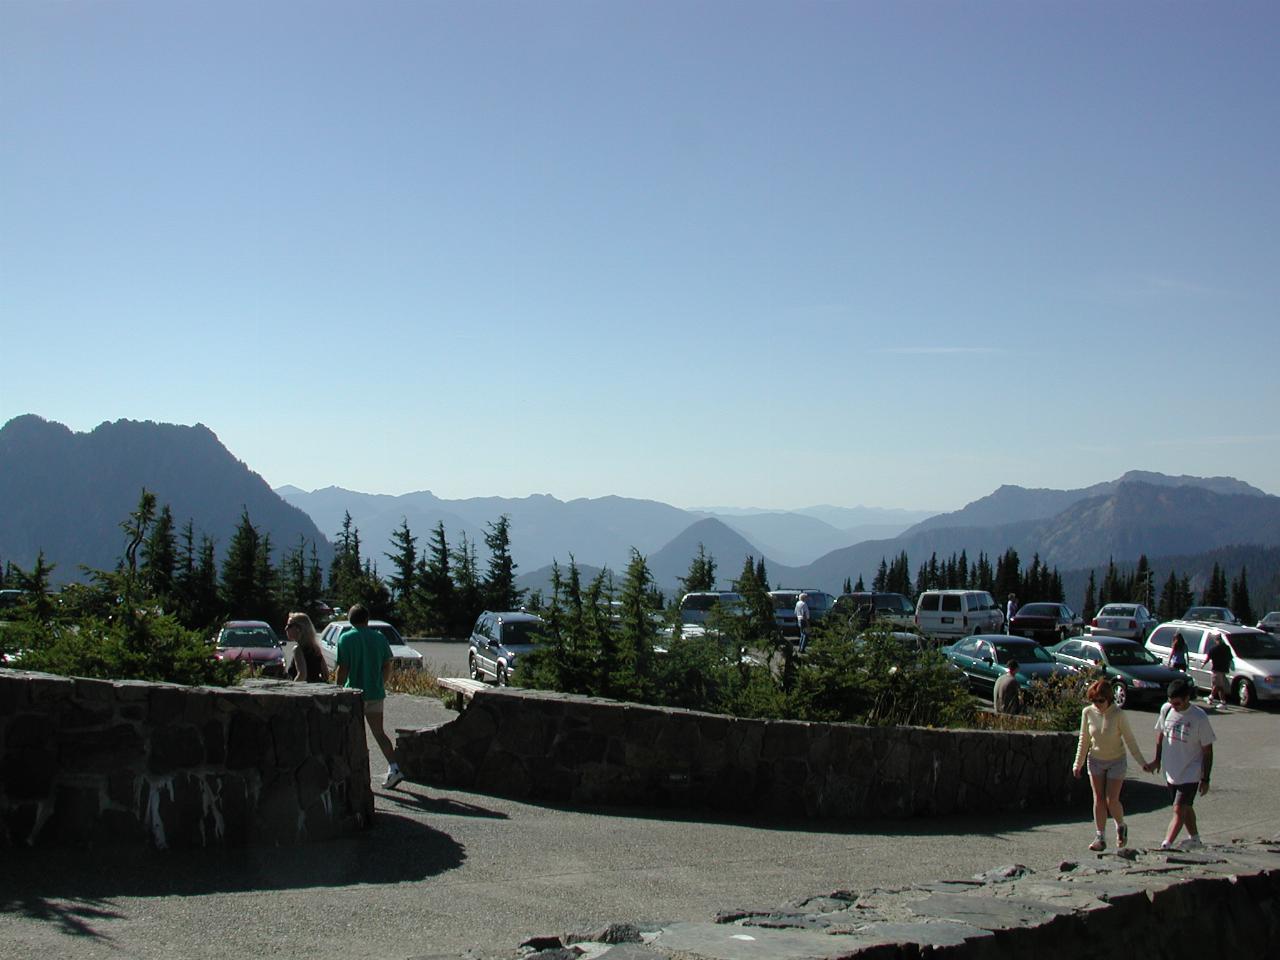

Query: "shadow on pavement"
<box><xmin>381</xmin><ymin>784</ymin><xmax>510</xmax><ymax>820</ymax></box>
<box><xmin>0</xmin><ymin>811</ymin><xmax>465</xmax><ymax>941</ymax></box>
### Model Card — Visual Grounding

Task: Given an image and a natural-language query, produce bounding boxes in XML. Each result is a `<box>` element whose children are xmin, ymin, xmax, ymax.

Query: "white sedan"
<box><xmin>317</xmin><ymin>619</ymin><xmax>424</xmax><ymax>672</ymax></box>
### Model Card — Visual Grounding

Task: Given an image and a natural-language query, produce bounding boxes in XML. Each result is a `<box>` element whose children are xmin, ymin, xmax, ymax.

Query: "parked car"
<box><xmin>831</xmin><ymin>592</ymin><xmax>916</xmax><ymax>632</ymax></box>
<box><xmin>1146</xmin><ymin>620</ymin><xmax>1280</xmax><ymax>708</ymax></box>
<box><xmin>1257</xmin><ymin>612</ymin><xmax>1280</xmax><ymax>635</ymax></box>
<box><xmin>1046</xmin><ymin>636</ymin><xmax>1183</xmax><ymax>708</ymax></box>
<box><xmin>941</xmin><ymin>634</ymin><xmax>1071</xmax><ymax>699</ymax></box>
<box><xmin>676</xmin><ymin>591</ymin><xmax>746</xmax><ymax>638</ymax></box>
<box><xmin>1008</xmin><ymin>602</ymin><xmax>1081</xmax><ymax>644</ymax></box>
<box><xmin>1182</xmin><ymin>606</ymin><xmax>1240</xmax><ymax>625</ymax></box>
<box><xmin>214</xmin><ymin>620</ymin><xmax>286</xmax><ymax>676</ymax></box>
<box><xmin>317</xmin><ymin>619</ymin><xmax>424</xmax><ymax>673</ymax></box>
<box><xmin>468</xmin><ymin>610</ymin><xmax>546</xmax><ymax>685</ymax></box>
<box><xmin>768</xmin><ymin>589</ymin><xmax>834</xmax><ymax>637</ymax></box>
<box><xmin>1087</xmin><ymin>603</ymin><xmax>1157</xmax><ymax>641</ymax></box>
<box><xmin>914</xmin><ymin>590</ymin><xmax>1003</xmax><ymax>640</ymax></box>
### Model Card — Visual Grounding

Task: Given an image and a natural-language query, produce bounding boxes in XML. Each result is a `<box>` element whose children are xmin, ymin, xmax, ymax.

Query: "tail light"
<box><xmin>1128</xmin><ymin>620</ymin><xmax>1137</xmax><ymax>629</ymax></box>
<box><xmin>1091</xmin><ymin>618</ymin><xmax>1098</xmax><ymax>627</ymax></box>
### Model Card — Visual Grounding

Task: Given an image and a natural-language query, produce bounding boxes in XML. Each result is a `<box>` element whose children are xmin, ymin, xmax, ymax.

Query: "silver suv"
<box><xmin>468</xmin><ymin>610</ymin><xmax>546</xmax><ymax>685</ymax></box>
<box><xmin>1145</xmin><ymin>620</ymin><xmax>1280</xmax><ymax>708</ymax></box>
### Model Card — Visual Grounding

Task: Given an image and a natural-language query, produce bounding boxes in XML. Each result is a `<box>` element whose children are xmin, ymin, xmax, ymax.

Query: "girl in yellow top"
<box><xmin>1072</xmin><ymin>678</ymin><xmax>1149</xmax><ymax>851</ymax></box>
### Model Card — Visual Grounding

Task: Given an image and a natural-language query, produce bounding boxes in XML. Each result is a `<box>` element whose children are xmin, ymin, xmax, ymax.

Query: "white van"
<box><xmin>914</xmin><ymin>590</ymin><xmax>1003</xmax><ymax>640</ymax></box>
<box><xmin>1145</xmin><ymin>620</ymin><xmax>1280</xmax><ymax>708</ymax></box>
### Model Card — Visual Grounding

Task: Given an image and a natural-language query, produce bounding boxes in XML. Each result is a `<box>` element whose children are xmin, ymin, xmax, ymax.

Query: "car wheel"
<box><xmin>496</xmin><ymin>664</ymin><xmax>508</xmax><ymax>687</ymax></box>
<box><xmin>1111</xmin><ymin>681</ymin><xmax>1127</xmax><ymax>707</ymax></box>
<box><xmin>1234</xmin><ymin>678</ymin><xmax>1256</xmax><ymax>709</ymax></box>
<box><xmin>468</xmin><ymin>653</ymin><xmax>481</xmax><ymax>681</ymax></box>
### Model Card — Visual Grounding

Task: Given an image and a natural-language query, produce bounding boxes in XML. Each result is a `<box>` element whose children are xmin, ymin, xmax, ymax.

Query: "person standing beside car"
<box><xmin>1165</xmin><ymin>631</ymin><xmax>1189</xmax><ymax>672</ymax></box>
<box><xmin>795</xmin><ymin>593</ymin><xmax>811</xmax><ymax>653</ymax></box>
<box><xmin>994</xmin><ymin>660</ymin><xmax>1022</xmax><ymax>715</ymax></box>
<box><xmin>336</xmin><ymin>603</ymin><xmax>404</xmax><ymax>789</ymax></box>
<box><xmin>285</xmin><ymin>611</ymin><xmax>329</xmax><ymax>683</ymax></box>
<box><xmin>1205</xmin><ymin>633</ymin><xmax>1233</xmax><ymax>708</ymax></box>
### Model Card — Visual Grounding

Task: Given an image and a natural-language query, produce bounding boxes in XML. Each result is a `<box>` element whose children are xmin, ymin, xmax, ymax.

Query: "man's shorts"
<box><xmin>1211</xmin><ymin>671</ymin><xmax>1229</xmax><ymax>692</ymax></box>
<box><xmin>363</xmin><ymin>699</ymin><xmax>385</xmax><ymax>716</ymax></box>
<box><xmin>1087</xmin><ymin>755</ymin><xmax>1127</xmax><ymax>778</ymax></box>
<box><xmin>1167</xmin><ymin>781</ymin><xmax>1199</xmax><ymax>806</ymax></box>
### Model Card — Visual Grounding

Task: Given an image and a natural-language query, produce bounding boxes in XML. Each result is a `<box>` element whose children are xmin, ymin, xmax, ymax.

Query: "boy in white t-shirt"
<box><xmin>1145</xmin><ymin>677</ymin><xmax>1215</xmax><ymax>850</ymax></box>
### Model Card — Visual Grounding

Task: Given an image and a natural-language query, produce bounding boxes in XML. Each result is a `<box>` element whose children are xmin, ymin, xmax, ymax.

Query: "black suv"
<box><xmin>468</xmin><ymin>610</ymin><xmax>546</xmax><ymax>685</ymax></box>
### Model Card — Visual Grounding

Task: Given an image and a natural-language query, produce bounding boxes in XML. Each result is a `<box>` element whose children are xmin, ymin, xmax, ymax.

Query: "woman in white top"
<box><xmin>1072</xmin><ymin>678</ymin><xmax>1149</xmax><ymax>851</ymax></box>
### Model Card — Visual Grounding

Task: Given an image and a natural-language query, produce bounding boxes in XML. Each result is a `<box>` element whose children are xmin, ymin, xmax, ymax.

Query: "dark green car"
<box><xmin>1046</xmin><ymin>636</ymin><xmax>1184</xmax><ymax>709</ymax></box>
<box><xmin>941</xmin><ymin>634</ymin><xmax>1071</xmax><ymax>699</ymax></box>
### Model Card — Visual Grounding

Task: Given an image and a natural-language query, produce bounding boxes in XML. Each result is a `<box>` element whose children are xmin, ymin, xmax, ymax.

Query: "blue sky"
<box><xmin>3</xmin><ymin>1</ymin><xmax>1277</xmax><ymax>512</ymax></box>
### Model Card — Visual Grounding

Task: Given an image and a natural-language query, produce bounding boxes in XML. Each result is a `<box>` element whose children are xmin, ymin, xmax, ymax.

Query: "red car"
<box><xmin>214</xmin><ymin>620</ymin><xmax>286</xmax><ymax>676</ymax></box>
<box><xmin>1009</xmin><ymin>602</ymin><xmax>1081</xmax><ymax>644</ymax></box>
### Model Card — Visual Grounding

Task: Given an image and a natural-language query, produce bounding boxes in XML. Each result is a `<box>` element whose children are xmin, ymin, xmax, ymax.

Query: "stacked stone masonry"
<box><xmin>0</xmin><ymin>670</ymin><xmax>374</xmax><ymax>848</ymax></box>
<box><xmin>396</xmin><ymin>687</ymin><xmax>1091</xmax><ymax>818</ymax></box>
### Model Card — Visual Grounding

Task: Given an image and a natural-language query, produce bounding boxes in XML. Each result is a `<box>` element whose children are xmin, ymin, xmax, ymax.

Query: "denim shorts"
<box><xmin>1087</xmin><ymin>755</ymin><xmax>1127</xmax><ymax>778</ymax></box>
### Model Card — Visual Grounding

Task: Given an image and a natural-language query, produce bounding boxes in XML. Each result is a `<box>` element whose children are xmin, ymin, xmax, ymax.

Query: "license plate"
<box><xmin>941</xmin><ymin>617</ymin><xmax>954</xmax><ymax>624</ymax></box>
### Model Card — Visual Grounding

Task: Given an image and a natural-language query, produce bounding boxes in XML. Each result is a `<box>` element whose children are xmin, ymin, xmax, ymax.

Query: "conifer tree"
<box><xmin>1082</xmin><ymin>570</ymin><xmax>1098</xmax><ymax>623</ymax></box>
<box><xmin>1231</xmin><ymin>567</ymin><xmax>1255</xmax><ymax>623</ymax></box>
<box><xmin>679</xmin><ymin>543</ymin><xmax>717</xmax><ymax>593</ymax></box>
<box><xmin>612</xmin><ymin>549</ymin><xmax>657</xmax><ymax>700</ymax></box>
<box><xmin>417</xmin><ymin>521</ymin><xmax>455</xmax><ymax>635</ymax></box>
<box><xmin>221</xmin><ymin>509</ymin><xmax>272</xmax><ymax>619</ymax></box>
<box><xmin>385</xmin><ymin>518</ymin><xmax>419</xmax><ymax>624</ymax></box>
<box><xmin>450</xmin><ymin>533</ymin><xmax>484</xmax><ymax>628</ymax></box>
<box><xmin>482</xmin><ymin>515</ymin><xmax>524</xmax><ymax>612</ymax></box>
<box><xmin>141</xmin><ymin>504</ymin><xmax>177</xmax><ymax>608</ymax></box>
<box><xmin>872</xmin><ymin>558</ymin><xmax>888</xmax><ymax>592</ymax></box>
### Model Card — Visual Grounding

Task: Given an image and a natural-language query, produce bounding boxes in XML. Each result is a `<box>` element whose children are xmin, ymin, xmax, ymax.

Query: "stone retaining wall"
<box><xmin>397</xmin><ymin>688</ymin><xmax>1089</xmax><ymax>818</ymax></box>
<box><xmin>0</xmin><ymin>670</ymin><xmax>374</xmax><ymax>848</ymax></box>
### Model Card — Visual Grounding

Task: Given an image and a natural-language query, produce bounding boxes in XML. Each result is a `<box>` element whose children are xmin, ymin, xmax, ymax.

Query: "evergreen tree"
<box><xmin>450</xmin><ymin>534</ymin><xmax>484</xmax><ymax>628</ymax></box>
<box><xmin>141</xmin><ymin>504</ymin><xmax>177</xmax><ymax>608</ymax></box>
<box><xmin>1082</xmin><ymin>570</ymin><xmax>1098</xmax><ymax>623</ymax></box>
<box><xmin>1204</xmin><ymin>563</ymin><xmax>1229</xmax><ymax>606</ymax></box>
<box><xmin>1231</xmin><ymin>567</ymin><xmax>1255</xmax><ymax>624</ymax></box>
<box><xmin>221</xmin><ymin>509</ymin><xmax>272</xmax><ymax>619</ymax></box>
<box><xmin>482</xmin><ymin>515</ymin><xmax>524</xmax><ymax>612</ymax></box>
<box><xmin>119</xmin><ymin>489</ymin><xmax>157</xmax><ymax>608</ymax></box>
<box><xmin>886</xmin><ymin>552</ymin><xmax>913</xmax><ymax>596</ymax></box>
<box><xmin>994</xmin><ymin>548</ymin><xmax>1021</xmax><ymax>604</ymax></box>
<box><xmin>872</xmin><ymin>558</ymin><xmax>888</xmax><ymax>592</ymax></box>
<box><xmin>612</xmin><ymin>549</ymin><xmax>657</xmax><ymax>700</ymax></box>
<box><xmin>329</xmin><ymin>512</ymin><xmax>363</xmax><ymax>604</ymax></box>
<box><xmin>385</xmin><ymin>518</ymin><xmax>419</xmax><ymax>624</ymax></box>
<box><xmin>11</xmin><ymin>551</ymin><xmax>56</xmax><ymax>621</ymax></box>
<box><xmin>974</xmin><ymin>552</ymin><xmax>994</xmax><ymax>593</ymax></box>
<box><xmin>419</xmin><ymin>521</ymin><xmax>456</xmax><ymax>635</ymax></box>
<box><xmin>1134</xmin><ymin>555</ymin><xmax>1153</xmax><ymax>608</ymax></box>
<box><xmin>852</xmin><ymin>575</ymin><xmax>864</xmax><ymax>592</ymax></box>
<box><xmin>842</xmin><ymin>576</ymin><xmax>853</xmax><ymax>594</ymax></box>
<box><xmin>679</xmin><ymin>544</ymin><xmax>717</xmax><ymax>593</ymax></box>
<box><xmin>173</xmin><ymin>519</ymin><xmax>199</xmax><ymax>626</ymax></box>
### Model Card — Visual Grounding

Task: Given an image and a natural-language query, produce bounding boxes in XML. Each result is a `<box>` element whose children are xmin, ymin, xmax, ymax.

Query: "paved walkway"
<box><xmin>2</xmin><ymin>696</ymin><xmax>1276</xmax><ymax>960</ymax></box>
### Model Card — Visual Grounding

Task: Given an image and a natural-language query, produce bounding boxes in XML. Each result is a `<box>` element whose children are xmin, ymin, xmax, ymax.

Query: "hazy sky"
<box><xmin>4</xmin><ymin>1</ymin><xmax>1278</xmax><ymax>512</ymax></box>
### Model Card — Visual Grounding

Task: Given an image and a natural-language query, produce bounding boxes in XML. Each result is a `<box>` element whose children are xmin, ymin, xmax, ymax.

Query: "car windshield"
<box><xmin>1229</xmin><ymin>633</ymin><xmax>1280</xmax><ymax>659</ymax></box>
<box><xmin>996</xmin><ymin>643</ymin><xmax>1054</xmax><ymax>664</ymax></box>
<box><xmin>1187</xmin><ymin>608</ymin><xmax>1233</xmax><ymax>622</ymax></box>
<box><xmin>1102</xmin><ymin>644</ymin><xmax>1159</xmax><ymax>666</ymax></box>
<box><xmin>501</xmin><ymin>620</ymin><xmax>542</xmax><ymax>645</ymax></box>
<box><xmin>219</xmin><ymin>627</ymin><xmax>277</xmax><ymax>648</ymax></box>
<box><xmin>771</xmin><ymin>594</ymin><xmax>800</xmax><ymax>610</ymax></box>
<box><xmin>1018</xmin><ymin>604</ymin><xmax>1058</xmax><ymax>617</ymax></box>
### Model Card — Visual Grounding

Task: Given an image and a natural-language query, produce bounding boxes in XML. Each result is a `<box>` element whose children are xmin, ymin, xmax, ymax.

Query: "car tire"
<box><xmin>1111</xmin><ymin>680</ymin><xmax>1127</xmax><ymax>708</ymax></box>
<box><xmin>496</xmin><ymin>664</ymin><xmax>508</xmax><ymax>687</ymax></box>
<box><xmin>468</xmin><ymin>653</ymin><xmax>481</xmax><ymax>681</ymax></box>
<box><xmin>1234</xmin><ymin>678</ymin><xmax>1256</xmax><ymax>709</ymax></box>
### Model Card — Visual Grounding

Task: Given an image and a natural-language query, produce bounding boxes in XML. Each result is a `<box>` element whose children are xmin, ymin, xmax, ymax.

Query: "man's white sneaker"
<box><xmin>1178</xmin><ymin>836</ymin><xmax>1204</xmax><ymax>850</ymax></box>
<box><xmin>382</xmin><ymin>768</ymin><xmax>405</xmax><ymax>789</ymax></box>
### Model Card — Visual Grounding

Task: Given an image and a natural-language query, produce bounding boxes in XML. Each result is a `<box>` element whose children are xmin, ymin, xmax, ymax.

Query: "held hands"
<box><xmin>1142</xmin><ymin>760</ymin><xmax>1159</xmax><ymax>773</ymax></box>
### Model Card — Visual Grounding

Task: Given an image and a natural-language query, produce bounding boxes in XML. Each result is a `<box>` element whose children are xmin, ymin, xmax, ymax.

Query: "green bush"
<box><xmin>15</xmin><ymin>611</ymin><xmax>239</xmax><ymax>687</ymax></box>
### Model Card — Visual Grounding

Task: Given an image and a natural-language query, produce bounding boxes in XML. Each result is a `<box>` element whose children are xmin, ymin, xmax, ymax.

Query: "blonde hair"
<box><xmin>286</xmin><ymin>611</ymin><xmax>318</xmax><ymax>651</ymax></box>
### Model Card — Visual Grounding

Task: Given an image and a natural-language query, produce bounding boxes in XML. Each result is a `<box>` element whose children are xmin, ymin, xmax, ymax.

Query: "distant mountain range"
<box><xmin>4</xmin><ymin>415</ymin><xmax>1279</xmax><ymax>607</ymax></box>
<box><xmin>0</xmin><ymin>415</ymin><xmax>331</xmax><ymax>581</ymax></box>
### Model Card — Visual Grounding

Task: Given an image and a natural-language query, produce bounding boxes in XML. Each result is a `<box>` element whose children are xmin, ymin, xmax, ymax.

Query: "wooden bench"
<box><xmin>436</xmin><ymin>676</ymin><xmax>490</xmax><ymax>712</ymax></box>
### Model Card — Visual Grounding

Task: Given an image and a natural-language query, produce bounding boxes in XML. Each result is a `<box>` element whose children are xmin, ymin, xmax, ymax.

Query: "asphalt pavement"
<box><xmin>3</xmin><ymin>646</ymin><xmax>1277</xmax><ymax>960</ymax></box>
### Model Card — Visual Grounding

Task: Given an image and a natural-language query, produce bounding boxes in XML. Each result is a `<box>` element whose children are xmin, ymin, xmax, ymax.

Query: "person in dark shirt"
<box><xmin>1205</xmin><ymin>634</ymin><xmax>1233</xmax><ymax>708</ymax></box>
<box><xmin>994</xmin><ymin>660</ymin><xmax>1022</xmax><ymax>715</ymax></box>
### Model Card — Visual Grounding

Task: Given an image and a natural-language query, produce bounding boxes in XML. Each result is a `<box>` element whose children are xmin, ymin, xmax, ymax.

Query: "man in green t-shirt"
<box><xmin>335</xmin><ymin>603</ymin><xmax>403</xmax><ymax>789</ymax></box>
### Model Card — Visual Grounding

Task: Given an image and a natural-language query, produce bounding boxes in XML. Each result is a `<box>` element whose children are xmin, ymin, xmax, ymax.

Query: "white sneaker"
<box><xmin>1178</xmin><ymin>836</ymin><xmax>1204</xmax><ymax>850</ymax></box>
<box><xmin>382</xmin><ymin>768</ymin><xmax>405</xmax><ymax>789</ymax></box>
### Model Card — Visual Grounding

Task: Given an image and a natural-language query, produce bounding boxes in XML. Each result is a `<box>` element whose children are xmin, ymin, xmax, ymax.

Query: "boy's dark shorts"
<box><xmin>1167</xmin><ymin>782</ymin><xmax>1199</xmax><ymax>806</ymax></box>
